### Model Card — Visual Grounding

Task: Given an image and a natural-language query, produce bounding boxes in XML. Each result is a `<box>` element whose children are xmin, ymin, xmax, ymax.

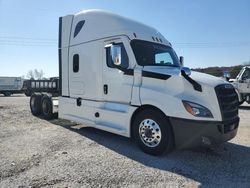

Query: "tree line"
<box><xmin>193</xmin><ymin>61</ymin><xmax>250</xmax><ymax>78</ymax></box>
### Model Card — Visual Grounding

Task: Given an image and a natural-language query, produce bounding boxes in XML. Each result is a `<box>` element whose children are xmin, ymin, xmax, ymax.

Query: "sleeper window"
<box><xmin>74</xmin><ymin>20</ymin><xmax>85</xmax><ymax>38</ymax></box>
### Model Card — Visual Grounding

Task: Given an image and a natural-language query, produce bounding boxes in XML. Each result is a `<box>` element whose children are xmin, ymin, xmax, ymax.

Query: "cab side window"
<box><xmin>106</xmin><ymin>43</ymin><xmax>129</xmax><ymax>69</ymax></box>
<box><xmin>73</xmin><ymin>54</ymin><xmax>79</xmax><ymax>73</ymax></box>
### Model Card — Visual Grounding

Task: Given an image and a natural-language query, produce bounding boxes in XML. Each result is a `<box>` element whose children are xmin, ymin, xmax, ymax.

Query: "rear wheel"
<box><xmin>132</xmin><ymin>108</ymin><xmax>174</xmax><ymax>155</ymax></box>
<box><xmin>41</xmin><ymin>95</ymin><xmax>53</xmax><ymax>120</ymax></box>
<box><xmin>30</xmin><ymin>94</ymin><xmax>42</xmax><ymax>116</ymax></box>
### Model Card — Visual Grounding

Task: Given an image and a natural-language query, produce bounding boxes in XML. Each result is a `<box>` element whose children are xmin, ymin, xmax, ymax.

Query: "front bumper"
<box><xmin>169</xmin><ymin>117</ymin><xmax>239</xmax><ymax>149</ymax></box>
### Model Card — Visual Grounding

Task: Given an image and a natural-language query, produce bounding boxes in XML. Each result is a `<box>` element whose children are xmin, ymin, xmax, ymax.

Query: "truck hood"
<box><xmin>190</xmin><ymin>71</ymin><xmax>227</xmax><ymax>87</ymax></box>
<box><xmin>142</xmin><ymin>66</ymin><xmax>227</xmax><ymax>87</ymax></box>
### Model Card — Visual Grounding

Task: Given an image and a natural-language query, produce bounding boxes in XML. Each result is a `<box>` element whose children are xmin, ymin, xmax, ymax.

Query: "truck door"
<box><xmin>238</xmin><ymin>68</ymin><xmax>250</xmax><ymax>93</ymax></box>
<box><xmin>102</xmin><ymin>38</ymin><xmax>134</xmax><ymax>104</ymax></box>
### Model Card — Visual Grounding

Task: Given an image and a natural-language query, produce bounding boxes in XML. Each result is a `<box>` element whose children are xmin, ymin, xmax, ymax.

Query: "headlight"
<box><xmin>182</xmin><ymin>100</ymin><xmax>213</xmax><ymax>118</ymax></box>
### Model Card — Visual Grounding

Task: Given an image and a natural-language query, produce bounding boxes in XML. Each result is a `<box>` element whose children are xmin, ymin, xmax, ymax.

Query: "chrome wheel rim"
<box><xmin>139</xmin><ymin>119</ymin><xmax>162</xmax><ymax>147</ymax></box>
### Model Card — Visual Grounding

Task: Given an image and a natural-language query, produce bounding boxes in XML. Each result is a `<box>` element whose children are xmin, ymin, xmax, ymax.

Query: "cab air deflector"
<box><xmin>142</xmin><ymin>70</ymin><xmax>171</xmax><ymax>80</ymax></box>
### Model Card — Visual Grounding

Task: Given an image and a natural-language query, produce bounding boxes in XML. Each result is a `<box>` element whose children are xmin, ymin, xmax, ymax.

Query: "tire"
<box><xmin>41</xmin><ymin>95</ymin><xmax>53</xmax><ymax>120</ymax></box>
<box><xmin>4</xmin><ymin>92</ymin><xmax>11</xmax><ymax>97</ymax></box>
<box><xmin>30</xmin><ymin>94</ymin><xmax>42</xmax><ymax>116</ymax></box>
<box><xmin>132</xmin><ymin>108</ymin><xmax>174</xmax><ymax>156</ymax></box>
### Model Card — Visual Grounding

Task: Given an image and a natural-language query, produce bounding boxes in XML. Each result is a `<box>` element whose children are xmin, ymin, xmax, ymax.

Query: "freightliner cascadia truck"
<box><xmin>29</xmin><ymin>10</ymin><xmax>239</xmax><ymax>155</ymax></box>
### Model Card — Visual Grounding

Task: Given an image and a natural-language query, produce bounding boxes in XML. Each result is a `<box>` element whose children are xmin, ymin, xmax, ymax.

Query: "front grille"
<box><xmin>215</xmin><ymin>84</ymin><xmax>239</xmax><ymax>133</ymax></box>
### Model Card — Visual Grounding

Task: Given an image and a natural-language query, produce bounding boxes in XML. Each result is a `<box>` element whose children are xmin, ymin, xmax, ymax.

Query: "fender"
<box><xmin>139</xmin><ymin>87</ymin><xmax>189</xmax><ymax>119</ymax></box>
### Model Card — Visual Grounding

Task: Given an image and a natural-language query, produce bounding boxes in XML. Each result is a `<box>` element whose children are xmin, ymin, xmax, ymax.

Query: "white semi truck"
<box><xmin>229</xmin><ymin>66</ymin><xmax>250</xmax><ymax>105</ymax></box>
<box><xmin>29</xmin><ymin>10</ymin><xmax>239</xmax><ymax>155</ymax></box>
<box><xmin>0</xmin><ymin>77</ymin><xmax>24</xmax><ymax>96</ymax></box>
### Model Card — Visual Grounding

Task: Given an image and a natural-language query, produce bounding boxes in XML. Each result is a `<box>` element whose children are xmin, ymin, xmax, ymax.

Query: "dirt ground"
<box><xmin>0</xmin><ymin>95</ymin><xmax>249</xmax><ymax>188</ymax></box>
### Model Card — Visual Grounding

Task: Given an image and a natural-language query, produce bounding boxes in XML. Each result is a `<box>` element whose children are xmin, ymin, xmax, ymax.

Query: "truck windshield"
<box><xmin>131</xmin><ymin>40</ymin><xmax>180</xmax><ymax>67</ymax></box>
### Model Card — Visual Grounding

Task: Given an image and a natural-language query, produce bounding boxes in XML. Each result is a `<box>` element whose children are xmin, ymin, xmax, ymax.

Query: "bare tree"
<box><xmin>26</xmin><ymin>69</ymin><xmax>45</xmax><ymax>80</ymax></box>
<box><xmin>34</xmin><ymin>69</ymin><xmax>44</xmax><ymax>79</ymax></box>
<box><xmin>26</xmin><ymin>70</ymin><xmax>34</xmax><ymax>80</ymax></box>
<box><xmin>34</xmin><ymin>69</ymin><xmax>39</xmax><ymax>79</ymax></box>
<box><xmin>39</xmin><ymin>69</ymin><xmax>44</xmax><ymax>79</ymax></box>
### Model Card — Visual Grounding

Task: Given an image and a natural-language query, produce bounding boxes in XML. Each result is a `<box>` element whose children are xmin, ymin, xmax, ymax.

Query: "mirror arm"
<box><xmin>180</xmin><ymin>56</ymin><xmax>184</xmax><ymax>67</ymax></box>
<box><xmin>181</xmin><ymin>70</ymin><xmax>202</xmax><ymax>92</ymax></box>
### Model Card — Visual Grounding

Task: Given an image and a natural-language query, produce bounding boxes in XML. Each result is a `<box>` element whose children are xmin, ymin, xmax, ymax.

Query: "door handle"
<box><xmin>104</xmin><ymin>84</ymin><xmax>108</xmax><ymax>94</ymax></box>
<box><xmin>77</xmin><ymin>97</ymin><xmax>82</xmax><ymax>106</ymax></box>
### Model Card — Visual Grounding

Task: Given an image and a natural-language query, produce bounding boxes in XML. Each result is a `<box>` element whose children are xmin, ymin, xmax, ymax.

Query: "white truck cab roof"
<box><xmin>66</xmin><ymin>9</ymin><xmax>171</xmax><ymax>47</ymax></box>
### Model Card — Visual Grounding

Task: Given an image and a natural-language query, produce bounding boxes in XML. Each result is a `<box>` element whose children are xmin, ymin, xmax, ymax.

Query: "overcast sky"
<box><xmin>0</xmin><ymin>0</ymin><xmax>249</xmax><ymax>77</ymax></box>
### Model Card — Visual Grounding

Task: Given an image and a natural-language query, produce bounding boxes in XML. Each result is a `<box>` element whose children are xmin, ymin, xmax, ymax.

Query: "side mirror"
<box><xmin>111</xmin><ymin>45</ymin><xmax>122</xmax><ymax>66</ymax></box>
<box><xmin>223</xmin><ymin>71</ymin><xmax>231</xmax><ymax>79</ymax></box>
<box><xmin>181</xmin><ymin>67</ymin><xmax>191</xmax><ymax>76</ymax></box>
<box><xmin>105</xmin><ymin>43</ymin><xmax>129</xmax><ymax>70</ymax></box>
<box><xmin>180</xmin><ymin>56</ymin><xmax>184</xmax><ymax>67</ymax></box>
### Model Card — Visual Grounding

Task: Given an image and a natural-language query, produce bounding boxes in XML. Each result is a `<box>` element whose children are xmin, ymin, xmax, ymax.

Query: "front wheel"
<box><xmin>132</xmin><ymin>108</ymin><xmax>174</xmax><ymax>155</ymax></box>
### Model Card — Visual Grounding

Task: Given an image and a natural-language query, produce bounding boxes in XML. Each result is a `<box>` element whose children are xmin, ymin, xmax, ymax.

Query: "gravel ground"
<box><xmin>0</xmin><ymin>95</ymin><xmax>249</xmax><ymax>188</ymax></box>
